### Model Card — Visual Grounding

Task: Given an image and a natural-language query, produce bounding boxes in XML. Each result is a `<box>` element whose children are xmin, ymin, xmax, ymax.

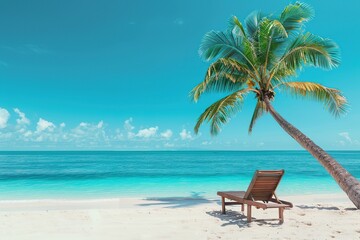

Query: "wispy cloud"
<box><xmin>124</xmin><ymin>118</ymin><xmax>134</xmax><ymax>131</ymax></box>
<box><xmin>136</xmin><ymin>126</ymin><xmax>158</xmax><ymax>138</ymax></box>
<box><xmin>160</xmin><ymin>129</ymin><xmax>173</xmax><ymax>139</ymax></box>
<box><xmin>0</xmin><ymin>108</ymin><xmax>213</xmax><ymax>149</ymax></box>
<box><xmin>338</xmin><ymin>131</ymin><xmax>360</xmax><ymax>147</ymax></box>
<box><xmin>339</xmin><ymin>132</ymin><xmax>352</xmax><ymax>143</ymax></box>
<box><xmin>36</xmin><ymin>118</ymin><xmax>55</xmax><ymax>132</ymax></box>
<box><xmin>1</xmin><ymin>44</ymin><xmax>52</xmax><ymax>55</ymax></box>
<box><xmin>179</xmin><ymin>129</ymin><xmax>192</xmax><ymax>140</ymax></box>
<box><xmin>164</xmin><ymin>142</ymin><xmax>175</xmax><ymax>148</ymax></box>
<box><xmin>201</xmin><ymin>141</ymin><xmax>212</xmax><ymax>145</ymax></box>
<box><xmin>0</xmin><ymin>108</ymin><xmax>10</xmax><ymax>129</ymax></box>
<box><xmin>124</xmin><ymin>118</ymin><xmax>135</xmax><ymax>139</ymax></box>
<box><xmin>24</xmin><ymin>44</ymin><xmax>51</xmax><ymax>54</ymax></box>
<box><xmin>14</xmin><ymin>108</ymin><xmax>30</xmax><ymax>125</ymax></box>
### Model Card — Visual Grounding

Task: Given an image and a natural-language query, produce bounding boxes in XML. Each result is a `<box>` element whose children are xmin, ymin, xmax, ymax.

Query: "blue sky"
<box><xmin>0</xmin><ymin>0</ymin><xmax>359</xmax><ymax>150</ymax></box>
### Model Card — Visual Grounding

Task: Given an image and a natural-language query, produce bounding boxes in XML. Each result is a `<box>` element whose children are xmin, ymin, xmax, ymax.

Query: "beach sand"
<box><xmin>0</xmin><ymin>194</ymin><xmax>359</xmax><ymax>240</ymax></box>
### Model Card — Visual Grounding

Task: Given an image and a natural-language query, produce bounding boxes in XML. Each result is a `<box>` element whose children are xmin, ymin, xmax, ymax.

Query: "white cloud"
<box><xmin>128</xmin><ymin>132</ymin><xmax>136</xmax><ymax>139</ymax></box>
<box><xmin>0</xmin><ymin>109</ymin><xmax>211</xmax><ymax>149</ymax></box>
<box><xmin>0</xmin><ymin>108</ymin><xmax>10</xmax><ymax>129</ymax></box>
<box><xmin>24</xmin><ymin>131</ymin><xmax>32</xmax><ymax>137</ymax></box>
<box><xmin>36</xmin><ymin>118</ymin><xmax>55</xmax><ymax>132</ymax></box>
<box><xmin>161</xmin><ymin>129</ymin><xmax>173</xmax><ymax>139</ymax></box>
<box><xmin>179</xmin><ymin>129</ymin><xmax>192</xmax><ymax>140</ymax></box>
<box><xmin>164</xmin><ymin>143</ymin><xmax>175</xmax><ymax>147</ymax></box>
<box><xmin>79</xmin><ymin>122</ymin><xmax>88</xmax><ymax>127</ymax></box>
<box><xmin>124</xmin><ymin>118</ymin><xmax>135</xmax><ymax>132</ymax></box>
<box><xmin>97</xmin><ymin>121</ymin><xmax>104</xmax><ymax>129</ymax></box>
<box><xmin>72</xmin><ymin>123</ymin><xmax>87</xmax><ymax>135</ymax></box>
<box><xmin>114</xmin><ymin>128</ymin><xmax>124</xmax><ymax>140</ymax></box>
<box><xmin>136</xmin><ymin>127</ymin><xmax>158</xmax><ymax>138</ymax></box>
<box><xmin>124</xmin><ymin>118</ymin><xmax>136</xmax><ymax>139</ymax></box>
<box><xmin>68</xmin><ymin>121</ymin><xmax>109</xmax><ymax>147</ymax></box>
<box><xmin>0</xmin><ymin>132</ymin><xmax>12</xmax><ymax>139</ymax></box>
<box><xmin>201</xmin><ymin>141</ymin><xmax>212</xmax><ymax>145</ymax></box>
<box><xmin>339</xmin><ymin>132</ymin><xmax>352</xmax><ymax>143</ymax></box>
<box><xmin>35</xmin><ymin>135</ymin><xmax>44</xmax><ymax>142</ymax></box>
<box><xmin>14</xmin><ymin>108</ymin><xmax>30</xmax><ymax>125</ymax></box>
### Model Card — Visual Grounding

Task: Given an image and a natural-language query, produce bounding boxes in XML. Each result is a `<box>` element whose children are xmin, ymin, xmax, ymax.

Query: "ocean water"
<box><xmin>0</xmin><ymin>151</ymin><xmax>359</xmax><ymax>200</ymax></box>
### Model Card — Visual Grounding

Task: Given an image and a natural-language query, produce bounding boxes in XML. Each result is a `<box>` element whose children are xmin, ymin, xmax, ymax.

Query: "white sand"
<box><xmin>0</xmin><ymin>194</ymin><xmax>359</xmax><ymax>240</ymax></box>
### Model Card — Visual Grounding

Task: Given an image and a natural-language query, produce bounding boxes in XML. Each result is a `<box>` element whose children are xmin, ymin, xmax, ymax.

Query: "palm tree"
<box><xmin>190</xmin><ymin>2</ymin><xmax>360</xmax><ymax>208</ymax></box>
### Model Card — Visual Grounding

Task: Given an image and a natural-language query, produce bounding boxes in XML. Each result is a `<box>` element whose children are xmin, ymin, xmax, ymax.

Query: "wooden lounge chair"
<box><xmin>217</xmin><ymin>170</ymin><xmax>293</xmax><ymax>223</ymax></box>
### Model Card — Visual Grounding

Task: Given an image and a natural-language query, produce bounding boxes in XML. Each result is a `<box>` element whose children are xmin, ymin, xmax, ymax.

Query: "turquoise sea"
<box><xmin>0</xmin><ymin>151</ymin><xmax>359</xmax><ymax>200</ymax></box>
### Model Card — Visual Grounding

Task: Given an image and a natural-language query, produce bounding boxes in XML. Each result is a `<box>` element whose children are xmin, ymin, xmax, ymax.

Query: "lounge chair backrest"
<box><xmin>244</xmin><ymin>170</ymin><xmax>284</xmax><ymax>201</ymax></box>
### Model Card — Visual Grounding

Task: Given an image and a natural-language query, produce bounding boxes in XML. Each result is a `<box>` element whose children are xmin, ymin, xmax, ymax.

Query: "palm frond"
<box><xmin>194</xmin><ymin>89</ymin><xmax>249</xmax><ymax>135</ymax></box>
<box><xmin>190</xmin><ymin>58</ymin><xmax>253</xmax><ymax>102</ymax></box>
<box><xmin>277</xmin><ymin>81</ymin><xmax>347</xmax><ymax>116</ymax></box>
<box><xmin>258</xmin><ymin>18</ymin><xmax>288</xmax><ymax>69</ymax></box>
<box><xmin>280</xmin><ymin>2</ymin><xmax>314</xmax><ymax>32</ymax></box>
<box><xmin>271</xmin><ymin>63</ymin><xmax>297</xmax><ymax>83</ymax></box>
<box><xmin>248</xmin><ymin>100</ymin><xmax>267</xmax><ymax>133</ymax></box>
<box><xmin>228</xmin><ymin>16</ymin><xmax>246</xmax><ymax>37</ymax></box>
<box><xmin>199</xmin><ymin>30</ymin><xmax>257</xmax><ymax>68</ymax></box>
<box><xmin>245</xmin><ymin>11</ymin><xmax>265</xmax><ymax>39</ymax></box>
<box><xmin>278</xmin><ymin>32</ymin><xmax>340</xmax><ymax>70</ymax></box>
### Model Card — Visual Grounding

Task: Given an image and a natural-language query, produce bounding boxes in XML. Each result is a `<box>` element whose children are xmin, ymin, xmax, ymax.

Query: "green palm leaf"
<box><xmin>279</xmin><ymin>32</ymin><xmax>340</xmax><ymax>70</ymax></box>
<box><xmin>248</xmin><ymin>100</ymin><xmax>267</xmax><ymax>133</ymax></box>
<box><xmin>280</xmin><ymin>2</ymin><xmax>314</xmax><ymax>32</ymax></box>
<box><xmin>190</xmin><ymin>58</ymin><xmax>252</xmax><ymax>102</ymax></box>
<box><xmin>228</xmin><ymin>16</ymin><xmax>246</xmax><ymax>37</ymax></box>
<box><xmin>277</xmin><ymin>81</ymin><xmax>347</xmax><ymax>116</ymax></box>
<box><xmin>271</xmin><ymin>64</ymin><xmax>297</xmax><ymax>82</ymax></box>
<box><xmin>258</xmin><ymin>18</ymin><xmax>288</xmax><ymax>71</ymax></box>
<box><xmin>245</xmin><ymin>11</ymin><xmax>265</xmax><ymax>39</ymax></box>
<box><xmin>194</xmin><ymin>89</ymin><xmax>249</xmax><ymax>135</ymax></box>
<box><xmin>199</xmin><ymin>30</ymin><xmax>257</xmax><ymax>72</ymax></box>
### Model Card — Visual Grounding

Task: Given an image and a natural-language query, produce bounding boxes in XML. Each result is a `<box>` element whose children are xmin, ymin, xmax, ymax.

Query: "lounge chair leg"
<box><xmin>247</xmin><ymin>205</ymin><xmax>252</xmax><ymax>223</ymax></box>
<box><xmin>279</xmin><ymin>207</ymin><xmax>284</xmax><ymax>224</ymax></box>
<box><xmin>221</xmin><ymin>197</ymin><xmax>226</xmax><ymax>214</ymax></box>
<box><xmin>241</xmin><ymin>204</ymin><xmax>244</xmax><ymax>212</ymax></box>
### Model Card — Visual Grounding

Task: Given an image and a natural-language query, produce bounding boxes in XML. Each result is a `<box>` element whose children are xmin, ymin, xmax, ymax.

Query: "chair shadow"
<box><xmin>206</xmin><ymin>210</ymin><xmax>283</xmax><ymax>228</ymax></box>
<box><xmin>344</xmin><ymin>207</ymin><xmax>358</xmax><ymax>211</ymax></box>
<box><xmin>137</xmin><ymin>192</ymin><xmax>218</xmax><ymax>208</ymax></box>
<box><xmin>296</xmin><ymin>205</ymin><xmax>340</xmax><ymax>210</ymax></box>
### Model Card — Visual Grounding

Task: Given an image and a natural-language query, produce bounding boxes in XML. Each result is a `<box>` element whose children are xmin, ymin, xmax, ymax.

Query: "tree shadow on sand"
<box><xmin>137</xmin><ymin>192</ymin><xmax>217</xmax><ymax>208</ymax></box>
<box><xmin>344</xmin><ymin>207</ymin><xmax>358</xmax><ymax>211</ymax></box>
<box><xmin>296</xmin><ymin>205</ymin><xmax>358</xmax><ymax>211</ymax></box>
<box><xmin>296</xmin><ymin>205</ymin><xmax>340</xmax><ymax>210</ymax></box>
<box><xmin>206</xmin><ymin>210</ymin><xmax>283</xmax><ymax>228</ymax></box>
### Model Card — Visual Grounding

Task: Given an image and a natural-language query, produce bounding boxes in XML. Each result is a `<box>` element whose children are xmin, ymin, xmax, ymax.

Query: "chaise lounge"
<box><xmin>217</xmin><ymin>170</ymin><xmax>293</xmax><ymax>223</ymax></box>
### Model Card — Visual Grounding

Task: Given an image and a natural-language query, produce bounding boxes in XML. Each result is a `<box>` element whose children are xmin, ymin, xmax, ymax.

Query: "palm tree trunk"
<box><xmin>264</xmin><ymin>97</ymin><xmax>360</xmax><ymax>209</ymax></box>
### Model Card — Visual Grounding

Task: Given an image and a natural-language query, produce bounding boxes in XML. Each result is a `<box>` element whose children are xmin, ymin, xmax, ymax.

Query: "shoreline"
<box><xmin>0</xmin><ymin>150</ymin><xmax>359</xmax><ymax>152</ymax></box>
<box><xmin>0</xmin><ymin>193</ymin><xmax>359</xmax><ymax>239</ymax></box>
<box><xmin>0</xmin><ymin>192</ymin><xmax>352</xmax><ymax>205</ymax></box>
